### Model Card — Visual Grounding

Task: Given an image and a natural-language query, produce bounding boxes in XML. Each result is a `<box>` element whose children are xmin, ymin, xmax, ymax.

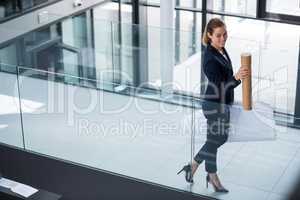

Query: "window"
<box><xmin>266</xmin><ymin>0</ymin><xmax>300</xmax><ymax>16</ymax></box>
<box><xmin>177</xmin><ymin>0</ymin><xmax>202</xmax><ymax>9</ymax></box>
<box><xmin>146</xmin><ymin>0</ymin><xmax>202</xmax><ymax>9</ymax></box>
<box><xmin>207</xmin><ymin>0</ymin><xmax>256</xmax><ymax>16</ymax></box>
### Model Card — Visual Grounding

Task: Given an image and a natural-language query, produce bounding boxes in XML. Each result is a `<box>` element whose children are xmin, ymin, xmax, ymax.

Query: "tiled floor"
<box><xmin>1</xmin><ymin>72</ymin><xmax>300</xmax><ymax>200</ymax></box>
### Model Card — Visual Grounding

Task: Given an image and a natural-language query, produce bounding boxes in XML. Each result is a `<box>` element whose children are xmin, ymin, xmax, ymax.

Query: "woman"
<box><xmin>178</xmin><ymin>18</ymin><xmax>249</xmax><ymax>192</ymax></box>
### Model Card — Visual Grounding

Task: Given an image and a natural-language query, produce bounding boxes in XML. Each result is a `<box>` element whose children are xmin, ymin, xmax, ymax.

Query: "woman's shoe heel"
<box><xmin>206</xmin><ymin>174</ymin><xmax>209</xmax><ymax>188</ymax></box>
<box><xmin>177</xmin><ymin>168</ymin><xmax>184</xmax><ymax>175</ymax></box>
<box><xmin>177</xmin><ymin>164</ymin><xmax>193</xmax><ymax>183</ymax></box>
<box><xmin>206</xmin><ymin>174</ymin><xmax>229</xmax><ymax>193</ymax></box>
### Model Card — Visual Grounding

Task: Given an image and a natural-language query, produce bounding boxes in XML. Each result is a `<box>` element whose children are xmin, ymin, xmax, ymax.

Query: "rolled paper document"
<box><xmin>241</xmin><ymin>53</ymin><xmax>252</xmax><ymax>110</ymax></box>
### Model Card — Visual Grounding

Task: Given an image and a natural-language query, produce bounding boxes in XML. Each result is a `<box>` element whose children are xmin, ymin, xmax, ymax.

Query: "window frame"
<box><xmin>257</xmin><ymin>0</ymin><xmax>300</xmax><ymax>25</ymax></box>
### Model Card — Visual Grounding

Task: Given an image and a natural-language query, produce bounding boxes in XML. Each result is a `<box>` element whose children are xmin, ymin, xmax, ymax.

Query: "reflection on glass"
<box><xmin>0</xmin><ymin>64</ymin><xmax>24</xmax><ymax>148</ymax></box>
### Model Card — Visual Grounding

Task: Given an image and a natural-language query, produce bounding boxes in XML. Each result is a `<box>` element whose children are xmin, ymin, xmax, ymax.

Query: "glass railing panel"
<box><xmin>173</xmin><ymin>28</ymin><xmax>202</xmax><ymax>97</ymax></box>
<box><xmin>93</xmin><ymin>20</ymin><xmax>115</xmax><ymax>90</ymax></box>
<box><xmin>0</xmin><ymin>63</ymin><xmax>24</xmax><ymax>148</ymax></box>
<box><xmin>16</xmin><ymin>62</ymin><xmax>300</xmax><ymax>200</ymax></box>
<box><xmin>1</xmin><ymin>16</ymin><xmax>204</xmax><ymax>99</ymax></box>
<box><xmin>109</xmin><ymin>21</ymin><xmax>203</xmax><ymax>97</ymax></box>
<box><xmin>17</xmin><ymin>66</ymin><xmax>111</xmax><ymax>164</ymax></box>
<box><xmin>259</xmin><ymin>45</ymin><xmax>298</xmax><ymax>116</ymax></box>
<box><xmin>17</xmin><ymin>66</ymin><xmax>194</xmax><ymax>193</ymax></box>
<box><xmin>97</xmin><ymin>91</ymin><xmax>194</xmax><ymax>189</ymax></box>
<box><xmin>189</xmin><ymin>100</ymin><xmax>300</xmax><ymax>199</ymax></box>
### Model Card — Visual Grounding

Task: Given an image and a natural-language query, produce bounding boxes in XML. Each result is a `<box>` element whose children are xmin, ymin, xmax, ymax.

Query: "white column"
<box><xmin>160</xmin><ymin>0</ymin><xmax>175</xmax><ymax>97</ymax></box>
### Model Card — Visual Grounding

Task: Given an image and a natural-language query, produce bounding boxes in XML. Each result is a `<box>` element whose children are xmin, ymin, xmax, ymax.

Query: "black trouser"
<box><xmin>194</xmin><ymin>101</ymin><xmax>230</xmax><ymax>173</ymax></box>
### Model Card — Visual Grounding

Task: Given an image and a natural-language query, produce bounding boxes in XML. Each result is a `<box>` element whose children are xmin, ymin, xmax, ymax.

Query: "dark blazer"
<box><xmin>202</xmin><ymin>43</ymin><xmax>241</xmax><ymax>105</ymax></box>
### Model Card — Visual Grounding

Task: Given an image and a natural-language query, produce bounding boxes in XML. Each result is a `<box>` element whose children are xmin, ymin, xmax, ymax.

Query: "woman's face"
<box><xmin>208</xmin><ymin>26</ymin><xmax>227</xmax><ymax>50</ymax></box>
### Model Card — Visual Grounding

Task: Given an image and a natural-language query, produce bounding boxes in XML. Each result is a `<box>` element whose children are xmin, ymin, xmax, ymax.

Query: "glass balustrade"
<box><xmin>17</xmin><ymin>65</ymin><xmax>194</xmax><ymax>192</ymax></box>
<box><xmin>0</xmin><ymin>63</ymin><xmax>24</xmax><ymax>148</ymax></box>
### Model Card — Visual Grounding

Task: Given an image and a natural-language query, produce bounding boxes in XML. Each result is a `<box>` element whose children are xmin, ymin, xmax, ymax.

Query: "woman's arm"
<box><xmin>204</xmin><ymin>59</ymin><xmax>241</xmax><ymax>90</ymax></box>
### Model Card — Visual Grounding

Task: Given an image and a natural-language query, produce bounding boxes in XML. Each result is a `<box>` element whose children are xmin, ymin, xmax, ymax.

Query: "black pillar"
<box><xmin>132</xmin><ymin>0</ymin><xmax>140</xmax><ymax>87</ymax></box>
<box><xmin>175</xmin><ymin>0</ymin><xmax>180</xmax><ymax>64</ymax></box>
<box><xmin>191</xmin><ymin>0</ymin><xmax>197</xmax><ymax>55</ymax></box>
<box><xmin>256</xmin><ymin>0</ymin><xmax>266</xmax><ymax>18</ymax></box>
<box><xmin>200</xmin><ymin>0</ymin><xmax>207</xmax><ymax>96</ymax></box>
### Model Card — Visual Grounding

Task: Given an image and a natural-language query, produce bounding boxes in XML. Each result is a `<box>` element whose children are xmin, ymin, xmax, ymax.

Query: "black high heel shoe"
<box><xmin>177</xmin><ymin>164</ymin><xmax>193</xmax><ymax>183</ymax></box>
<box><xmin>206</xmin><ymin>174</ymin><xmax>229</xmax><ymax>193</ymax></box>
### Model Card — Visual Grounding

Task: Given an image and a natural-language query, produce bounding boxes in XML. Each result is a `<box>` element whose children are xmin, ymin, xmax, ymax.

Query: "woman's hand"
<box><xmin>234</xmin><ymin>66</ymin><xmax>250</xmax><ymax>80</ymax></box>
